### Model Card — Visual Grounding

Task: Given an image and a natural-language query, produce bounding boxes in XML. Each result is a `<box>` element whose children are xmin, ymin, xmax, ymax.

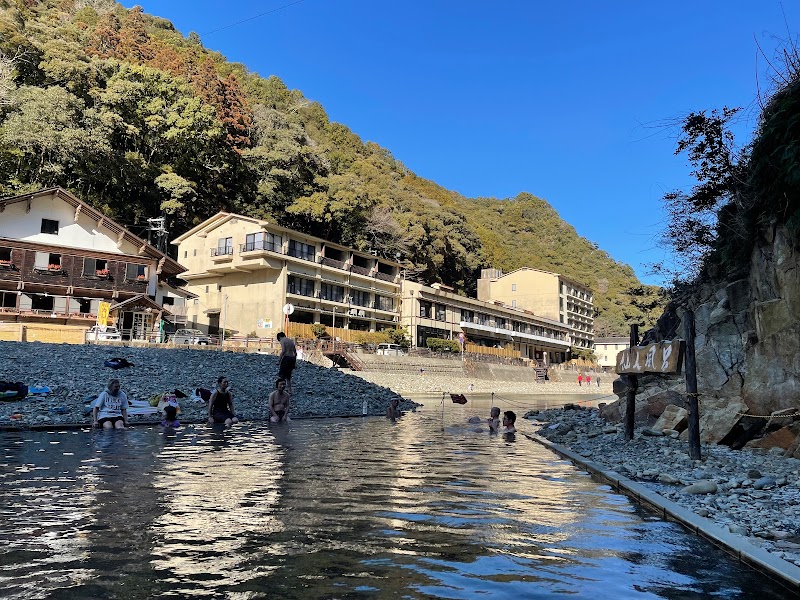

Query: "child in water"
<box><xmin>162</xmin><ymin>404</ymin><xmax>180</xmax><ymax>428</ymax></box>
<box><xmin>487</xmin><ymin>406</ymin><xmax>501</xmax><ymax>433</ymax></box>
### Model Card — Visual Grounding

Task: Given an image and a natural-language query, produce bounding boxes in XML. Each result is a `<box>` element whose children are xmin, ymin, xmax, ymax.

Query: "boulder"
<box><xmin>745</xmin><ymin>425</ymin><xmax>799</xmax><ymax>451</ymax></box>
<box><xmin>599</xmin><ymin>399</ymin><xmax>622</xmax><ymax>423</ymax></box>
<box><xmin>679</xmin><ymin>396</ymin><xmax>747</xmax><ymax>444</ymax></box>
<box><xmin>682</xmin><ymin>480</ymin><xmax>718</xmax><ymax>494</ymax></box>
<box><xmin>653</xmin><ymin>404</ymin><xmax>688</xmax><ymax>432</ymax></box>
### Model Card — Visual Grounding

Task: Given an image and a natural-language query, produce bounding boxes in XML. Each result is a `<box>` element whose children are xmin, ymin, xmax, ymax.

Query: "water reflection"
<box><xmin>0</xmin><ymin>407</ymin><xmax>791</xmax><ymax>599</ymax></box>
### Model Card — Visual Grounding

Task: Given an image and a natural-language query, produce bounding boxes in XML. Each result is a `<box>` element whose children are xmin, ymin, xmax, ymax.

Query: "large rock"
<box><xmin>680</xmin><ymin>396</ymin><xmax>747</xmax><ymax>444</ymax></box>
<box><xmin>653</xmin><ymin>404</ymin><xmax>688</xmax><ymax>432</ymax></box>
<box><xmin>745</xmin><ymin>425</ymin><xmax>800</xmax><ymax>451</ymax></box>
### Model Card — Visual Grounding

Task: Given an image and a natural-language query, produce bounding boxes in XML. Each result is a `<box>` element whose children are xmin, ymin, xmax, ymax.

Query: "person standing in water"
<box><xmin>487</xmin><ymin>406</ymin><xmax>501</xmax><ymax>433</ymax></box>
<box><xmin>276</xmin><ymin>332</ymin><xmax>297</xmax><ymax>395</ymax></box>
<box><xmin>208</xmin><ymin>376</ymin><xmax>238</xmax><ymax>426</ymax></box>
<box><xmin>387</xmin><ymin>398</ymin><xmax>402</xmax><ymax>420</ymax></box>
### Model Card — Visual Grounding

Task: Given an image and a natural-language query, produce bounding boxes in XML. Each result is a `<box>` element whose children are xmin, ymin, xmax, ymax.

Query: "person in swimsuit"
<box><xmin>503</xmin><ymin>411</ymin><xmax>517</xmax><ymax>434</ymax></box>
<box><xmin>268</xmin><ymin>378</ymin><xmax>290</xmax><ymax>422</ymax></box>
<box><xmin>276</xmin><ymin>332</ymin><xmax>297</xmax><ymax>394</ymax></box>
<box><xmin>208</xmin><ymin>376</ymin><xmax>238</xmax><ymax>426</ymax></box>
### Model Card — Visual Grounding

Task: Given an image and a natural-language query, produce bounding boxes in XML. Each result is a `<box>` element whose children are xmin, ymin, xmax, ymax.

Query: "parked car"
<box><xmin>171</xmin><ymin>328</ymin><xmax>210</xmax><ymax>345</ymax></box>
<box><xmin>85</xmin><ymin>326</ymin><xmax>122</xmax><ymax>342</ymax></box>
<box><xmin>376</xmin><ymin>343</ymin><xmax>405</xmax><ymax>356</ymax></box>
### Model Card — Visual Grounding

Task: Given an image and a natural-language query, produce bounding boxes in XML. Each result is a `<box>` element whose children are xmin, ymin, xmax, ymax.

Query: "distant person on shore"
<box><xmin>503</xmin><ymin>411</ymin><xmax>517</xmax><ymax>434</ymax></box>
<box><xmin>268</xmin><ymin>378</ymin><xmax>291</xmax><ymax>422</ymax></box>
<box><xmin>162</xmin><ymin>404</ymin><xmax>180</xmax><ymax>428</ymax></box>
<box><xmin>488</xmin><ymin>406</ymin><xmax>501</xmax><ymax>433</ymax></box>
<box><xmin>586</xmin><ymin>374</ymin><xmax>591</xmax><ymax>386</ymax></box>
<box><xmin>468</xmin><ymin>383</ymin><xmax>475</xmax><ymax>392</ymax></box>
<box><xmin>276</xmin><ymin>332</ymin><xmax>297</xmax><ymax>394</ymax></box>
<box><xmin>92</xmin><ymin>378</ymin><xmax>129</xmax><ymax>429</ymax></box>
<box><xmin>208</xmin><ymin>376</ymin><xmax>238</xmax><ymax>426</ymax></box>
<box><xmin>387</xmin><ymin>397</ymin><xmax>402</xmax><ymax>420</ymax></box>
<box><xmin>577</xmin><ymin>373</ymin><xmax>583</xmax><ymax>386</ymax></box>
<box><xmin>596</xmin><ymin>376</ymin><xmax>601</xmax><ymax>387</ymax></box>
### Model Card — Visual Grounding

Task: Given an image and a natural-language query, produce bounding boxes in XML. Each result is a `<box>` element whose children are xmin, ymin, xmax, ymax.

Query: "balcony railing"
<box><xmin>350</xmin><ymin>264</ymin><xmax>370</xmax><ymax>276</ymax></box>
<box><xmin>287</xmin><ymin>249</ymin><xmax>315</xmax><ymax>261</ymax></box>
<box><xmin>211</xmin><ymin>247</ymin><xmax>234</xmax><ymax>257</ymax></box>
<box><xmin>240</xmin><ymin>241</ymin><xmax>280</xmax><ymax>253</ymax></box>
<box><xmin>374</xmin><ymin>271</ymin><xmax>396</xmax><ymax>282</ymax></box>
<box><xmin>320</xmin><ymin>256</ymin><xmax>345</xmax><ymax>269</ymax></box>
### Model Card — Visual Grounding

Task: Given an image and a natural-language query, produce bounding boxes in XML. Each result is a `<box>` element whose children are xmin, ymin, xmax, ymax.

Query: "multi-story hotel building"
<box><xmin>401</xmin><ymin>280</ymin><xmax>571</xmax><ymax>364</ymax></box>
<box><xmin>0</xmin><ymin>188</ymin><xmax>189</xmax><ymax>340</ymax></box>
<box><xmin>477</xmin><ymin>267</ymin><xmax>594</xmax><ymax>351</ymax></box>
<box><xmin>171</xmin><ymin>213</ymin><xmax>403</xmax><ymax>336</ymax></box>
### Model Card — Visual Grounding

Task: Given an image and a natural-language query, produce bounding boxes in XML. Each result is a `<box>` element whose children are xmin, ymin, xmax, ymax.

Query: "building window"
<box><xmin>244</xmin><ymin>232</ymin><xmax>281</xmax><ymax>252</ymax></box>
<box><xmin>34</xmin><ymin>252</ymin><xmax>61</xmax><ymax>271</ymax></box>
<box><xmin>83</xmin><ymin>258</ymin><xmax>108</xmax><ymax>277</ymax></box>
<box><xmin>41</xmin><ymin>219</ymin><xmax>59</xmax><ymax>235</ymax></box>
<box><xmin>461</xmin><ymin>309</ymin><xmax>474</xmax><ymax>322</ymax></box>
<box><xmin>126</xmin><ymin>263</ymin><xmax>148</xmax><ymax>281</ymax></box>
<box><xmin>0</xmin><ymin>292</ymin><xmax>16</xmax><ymax>308</ymax></box>
<box><xmin>351</xmin><ymin>290</ymin><xmax>370</xmax><ymax>307</ymax></box>
<box><xmin>76</xmin><ymin>298</ymin><xmax>92</xmax><ymax>314</ymax></box>
<box><xmin>496</xmin><ymin>317</ymin><xmax>506</xmax><ymax>329</ymax></box>
<box><xmin>184</xmin><ymin>250</ymin><xmax>188</xmax><ymax>258</ymax></box>
<box><xmin>288</xmin><ymin>239</ymin><xmax>315</xmax><ymax>261</ymax></box>
<box><xmin>320</xmin><ymin>282</ymin><xmax>344</xmax><ymax>302</ymax></box>
<box><xmin>435</xmin><ymin>304</ymin><xmax>446</xmax><ymax>322</ymax></box>
<box><xmin>287</xmin><ymin>275</ymin><xmax>315</xmax><ymax>297</ymax></box>
<box><xmin>0</xmin><ymin>247</ymin><xmax>11</xmax><ymax>263</ymax></box>
<box><xmin>512</xmin><ymin>283</ymin><xmax>516</xmax><ymax>292</ymax></box>
<box><xmin>213</xmin><ymin>237</ymin><xmax>233</xmax><ymax>256</ymax></box>
<box><xmin>376</xmin><ymin>295</ymin><xmax>394</xmax><ymax>311</ymax></box>
<box><xmin>31</xmin><ymin>294</ymin><xmax>55</xmax><ymax>311</ymax></box>
<box><xmin>419</xmin><ymin>300</ymin><xmax>432</xmax><ymax>318</ymax></box>
<box><xmin>193</xmin><ymin>249</ymin><xmax>197</xmax><ymax>257</ymax></box>
<box><xmin>512</xmin><ymin>300</ymin><xmax>516</xmax><ymax>308</ymax></box>
<box><xmin>205</xmin><ymin>286</ymin><xmax>209</xmax><ymax>293</ymax></box>
<box><xmin>477</xmin><ymin>313</ymin><xmax>489</xmax><ymax>325</ymax></box>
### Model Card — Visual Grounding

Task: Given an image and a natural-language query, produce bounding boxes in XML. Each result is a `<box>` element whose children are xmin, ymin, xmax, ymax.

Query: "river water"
<box><xmin>0</xmin><ymin>398</ymin><xmax>790</xmax><ymax>599</ymax></box>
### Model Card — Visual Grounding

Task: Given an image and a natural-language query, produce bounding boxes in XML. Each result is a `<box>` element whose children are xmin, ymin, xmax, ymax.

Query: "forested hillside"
<box><xmin>0</xmin><ymin>0</ymin><xmax>662</xmax><ymax>335</ymax></box>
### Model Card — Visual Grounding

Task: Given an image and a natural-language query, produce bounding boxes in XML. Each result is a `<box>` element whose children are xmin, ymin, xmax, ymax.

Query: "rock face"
<box><xmin>609</xmin><ymin>225</ymin><xmax>800</xmax><ymax>445</ymax></box>
<box><xmin>653</xmin><ymin>405</ymin><xmax>688</xmax><ymax>433</ymax></box>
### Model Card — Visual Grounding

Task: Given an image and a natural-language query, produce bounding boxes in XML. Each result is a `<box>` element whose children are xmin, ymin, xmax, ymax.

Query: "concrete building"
<box><xmin>401</xmin><ymin>280</ymin><xmax>571</xmax><ymax>364</ymax></box>
<box><xmin>477</xmin><ymin>268</ymin><xmax>594</xmax><ymax>351</ymax></box>
<box><xmin>171</xmin><ymin>213</ymin><xmax>402</xmax><ymax>337</ymax></box>
<box><xmin>594</xmin><ymin>337</ymin><xmax>629</xmax><ymax>370</ymax></box>
<box><xmin>0</xmin><ymin>188</ymin><xmax>189</xmax><ymax>340</ymax></box>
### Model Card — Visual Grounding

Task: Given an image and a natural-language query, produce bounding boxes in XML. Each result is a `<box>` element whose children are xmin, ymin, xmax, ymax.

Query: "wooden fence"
<box><xmin>464</xmin><ymin>342</ymin><xmax>519</xmax><ymax>359</ymax></box>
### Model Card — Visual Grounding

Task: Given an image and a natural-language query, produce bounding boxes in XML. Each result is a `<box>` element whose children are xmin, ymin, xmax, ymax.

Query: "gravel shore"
<box><xmin>531</xmin><ymin>406</ymin><xmax>800</xmax><ymax>567</ymax></box>
<box><xmin>0</xmin><ymin>341</ymin><xmax>411</xmax><ymax>428</ymax></box>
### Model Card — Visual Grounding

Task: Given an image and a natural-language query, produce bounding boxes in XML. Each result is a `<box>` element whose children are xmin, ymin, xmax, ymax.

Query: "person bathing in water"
<box><xmin>208</xmin><ymin>376</ymin><xmax>238</xmax><ymax>427</ymax></box>
<box><xmin>503</xmin><ymin>411</ymin><xmax>517</xmax><ymax>434</ymax></box>
<box><xmin>268</xmin><ymin>378</ymin><xmax>290</xmax><ymax>422</ymax></box>
<box><xmin>387</xmin><ymin>397</ymin><xmax>402</xmax><ymax>420</ymax></box>
<box><xmin>487</xmin><ymin>406</ymin><xmax>501</xmax><ymax>433</ymax></box>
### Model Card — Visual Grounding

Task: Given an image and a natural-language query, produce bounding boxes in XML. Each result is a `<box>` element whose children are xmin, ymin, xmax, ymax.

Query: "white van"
<box><xmin>376</xmin><ymin>343</ymin><xmax>405</xmax><ymax>356</ymax></box>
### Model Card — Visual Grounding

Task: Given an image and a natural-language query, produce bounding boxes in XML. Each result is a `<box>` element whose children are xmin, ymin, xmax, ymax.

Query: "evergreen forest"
<box><xmin>0</xmin><ymin>0</ymin><xmax>663</xmax><ymax>336</ymax></box>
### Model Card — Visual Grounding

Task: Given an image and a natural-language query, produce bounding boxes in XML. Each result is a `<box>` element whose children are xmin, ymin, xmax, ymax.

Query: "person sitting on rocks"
<box><xmin>503</xmin><ymin>410</ymin><xmax>517</xmax><ymax>434</ymax></box>
<box><xmin>268</xmin><ymin>378</ymin><xmax>290</xmax><ymax>423</ymax></box>
<box><xmin>488</xmin><ymin>406</ymin><xmax>501</xmax><ymax>433</ymax></box>
<box><xmin>387</xmin><ymin>397</ymin><xmax>402</xmax><ymax>420</ymax></box>
<box><xmin>208</xmin><ymin>376</ymin><xmax>238</xmax><ymax>427</ymax></box>
<box><xmin>162</xmin><ymin>404</ymin><xmax>180</xmax><ymax>428</ymax></box>
<box><xmin>92</xmin><ymin>378</ymin><xmax>129</xmax><ymax>430</ymax></box>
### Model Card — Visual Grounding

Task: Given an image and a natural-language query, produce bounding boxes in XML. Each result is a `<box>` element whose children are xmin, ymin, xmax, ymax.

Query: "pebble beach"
<box><xmin>530</xmin><ymin>406</ymin><xmax>800</xmax><ymax>568</ymax></box>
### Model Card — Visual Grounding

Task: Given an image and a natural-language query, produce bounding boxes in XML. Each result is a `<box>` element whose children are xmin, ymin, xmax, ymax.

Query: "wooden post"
<box><xmin>624</xmin><ymin>324</ymin><xmax>639</xmax><ymax>441</ymax></box>
<box><xmin>684</xmin><ymin>310</ymin><xmax>702</xmax><ymax>460</ymax></box>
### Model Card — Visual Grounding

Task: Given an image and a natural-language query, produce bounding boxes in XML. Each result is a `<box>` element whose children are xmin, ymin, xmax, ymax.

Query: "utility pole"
<box><xmin>147</xmin><ymin>217</ymin><xmax>168</xmax><ymax>253</ymax></box>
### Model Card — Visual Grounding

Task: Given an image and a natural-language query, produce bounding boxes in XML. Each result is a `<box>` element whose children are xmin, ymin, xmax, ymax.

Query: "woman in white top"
<box><xmin>92</xmin><ymin>378</ymin><xmax>129</xmax><ymax>429</ymax></box>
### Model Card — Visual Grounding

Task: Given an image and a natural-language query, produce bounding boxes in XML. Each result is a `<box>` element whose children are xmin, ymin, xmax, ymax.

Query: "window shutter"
<box><xmin>69</xmin><ymin>298</ymin><xmax>80</xmax><ymax>313</ymax></box>
<box><xmin>90</xmin><ymin>299</ymin><xmax>100</xmax><ymax>315</ymax></box>
<box><xmin>19</xmin><ymin>294</ymin><xmax>32</xmax><ymax>311</ymax></box>
<box><xmin>126</xmin><ymin>264</ymin><xmax>137</xmax><ymax>279</ymax></box>
<box><xmin>83</xmin><ymin>258</ymin><xmax>96</xmax><ymax>276</ymax></box>
<box><xmin>54</xmin><ymin>296</ymin><xmax>67</xmax><ymax>313</ymax></box>
<box><xmin>34</xmin><ymin>252</ymin><xmax>48</xmax><ymax>268</ymax></box>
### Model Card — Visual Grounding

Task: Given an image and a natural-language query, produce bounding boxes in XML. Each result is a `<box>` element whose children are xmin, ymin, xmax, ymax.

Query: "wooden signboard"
<box><xmin>616</xmin><ymin>339</ymin><xmax>684</xmax><ymax>375</ymax></box>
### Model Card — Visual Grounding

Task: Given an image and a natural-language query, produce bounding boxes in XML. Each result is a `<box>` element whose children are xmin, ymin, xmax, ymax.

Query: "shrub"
<box><xmin>351</xmin><ymin>330</ymin><xmax>390</xmax><ymax>346</ymax></box>
<box><xmin>310</xmin><ymin>324</ymin><xmax>327</xmax><ymax>338</ymax></box>
<box><xmin>426</xmin><ymin>337</ymin><xmax>461</xmax><ymax>352</ymax></box>
<box><xmin>382</xmin><ymin>327</ymin><xmax>410</xmax><ymax>349</ymax></box>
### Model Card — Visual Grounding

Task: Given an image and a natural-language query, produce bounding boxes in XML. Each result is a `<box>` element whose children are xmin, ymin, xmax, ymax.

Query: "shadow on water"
<box><xmin>0</xmin><ymin>406</ymin><xmax>792</xmax><ymax>599</ymax></box>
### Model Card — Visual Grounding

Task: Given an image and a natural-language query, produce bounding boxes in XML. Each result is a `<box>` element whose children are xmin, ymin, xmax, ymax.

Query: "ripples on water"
<box><xmin>0</xmin><ymin>407</ymin><xmax>790</xmax><ymax>599</ymax></box>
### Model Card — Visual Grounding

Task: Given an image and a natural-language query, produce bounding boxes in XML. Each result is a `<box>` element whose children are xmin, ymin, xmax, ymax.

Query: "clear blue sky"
<box><xmin>138</xmin><ymin>1</ymin><xmax>798</xmax><ymax>285</ymax></box>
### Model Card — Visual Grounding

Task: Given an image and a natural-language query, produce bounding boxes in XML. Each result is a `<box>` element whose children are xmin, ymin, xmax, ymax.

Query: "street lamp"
<box><xmin>409</xmin><ymin>289</ymin><xmax>415</xmax><ymax>348</ymax></box>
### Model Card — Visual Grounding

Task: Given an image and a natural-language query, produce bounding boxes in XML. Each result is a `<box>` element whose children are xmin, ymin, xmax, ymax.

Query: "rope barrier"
<box><xmin>735</xmin><ymin>411</ymin><xmax>800</xmax><ymax>419</ymax></box>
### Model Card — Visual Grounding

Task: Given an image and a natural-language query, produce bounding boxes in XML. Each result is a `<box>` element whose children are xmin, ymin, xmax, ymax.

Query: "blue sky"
<box><xmin>138</xmin><ymin>1</ymin><xmax>799</xmax><ymax>285</ymax></box>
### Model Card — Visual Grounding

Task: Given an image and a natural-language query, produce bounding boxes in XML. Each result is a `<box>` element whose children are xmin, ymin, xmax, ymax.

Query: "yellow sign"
<box><xmin>97</xmin><ymin>302</ymin><xmax>111</xmax><ymax>329</ymax></box>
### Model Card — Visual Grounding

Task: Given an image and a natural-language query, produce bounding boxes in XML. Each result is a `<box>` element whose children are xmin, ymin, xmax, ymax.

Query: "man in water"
<box><xmin>268</xmin><ymin>378</ymin><xmax>290</xmax><ymax>422</ymax></box>
<box><xmin>387</xmin><ymin>397</ymin><xmax>402</xmax><ymax>420</ymax></box>
<box><xmin>276</xmin><ymin>332</ymin><xmax>297</xmax><ymax>394</ymax></box>
<box><xmin>503</xmin><ymin>411</ymin><xmax>517</xmax><ymax>434</ymax></box>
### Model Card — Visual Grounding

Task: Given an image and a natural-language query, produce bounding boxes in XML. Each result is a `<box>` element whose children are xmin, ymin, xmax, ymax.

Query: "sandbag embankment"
<box><xmin>0</xmin><ymin>341</ymin><xmax>409</xmax><ymax>428</ymax></box>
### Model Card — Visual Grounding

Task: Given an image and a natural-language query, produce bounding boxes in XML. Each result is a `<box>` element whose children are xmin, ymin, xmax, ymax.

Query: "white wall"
<box><xmin>0</xmin><ymin>194</ymin><xmax>135</xmax><ymax>254</ymax></box>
